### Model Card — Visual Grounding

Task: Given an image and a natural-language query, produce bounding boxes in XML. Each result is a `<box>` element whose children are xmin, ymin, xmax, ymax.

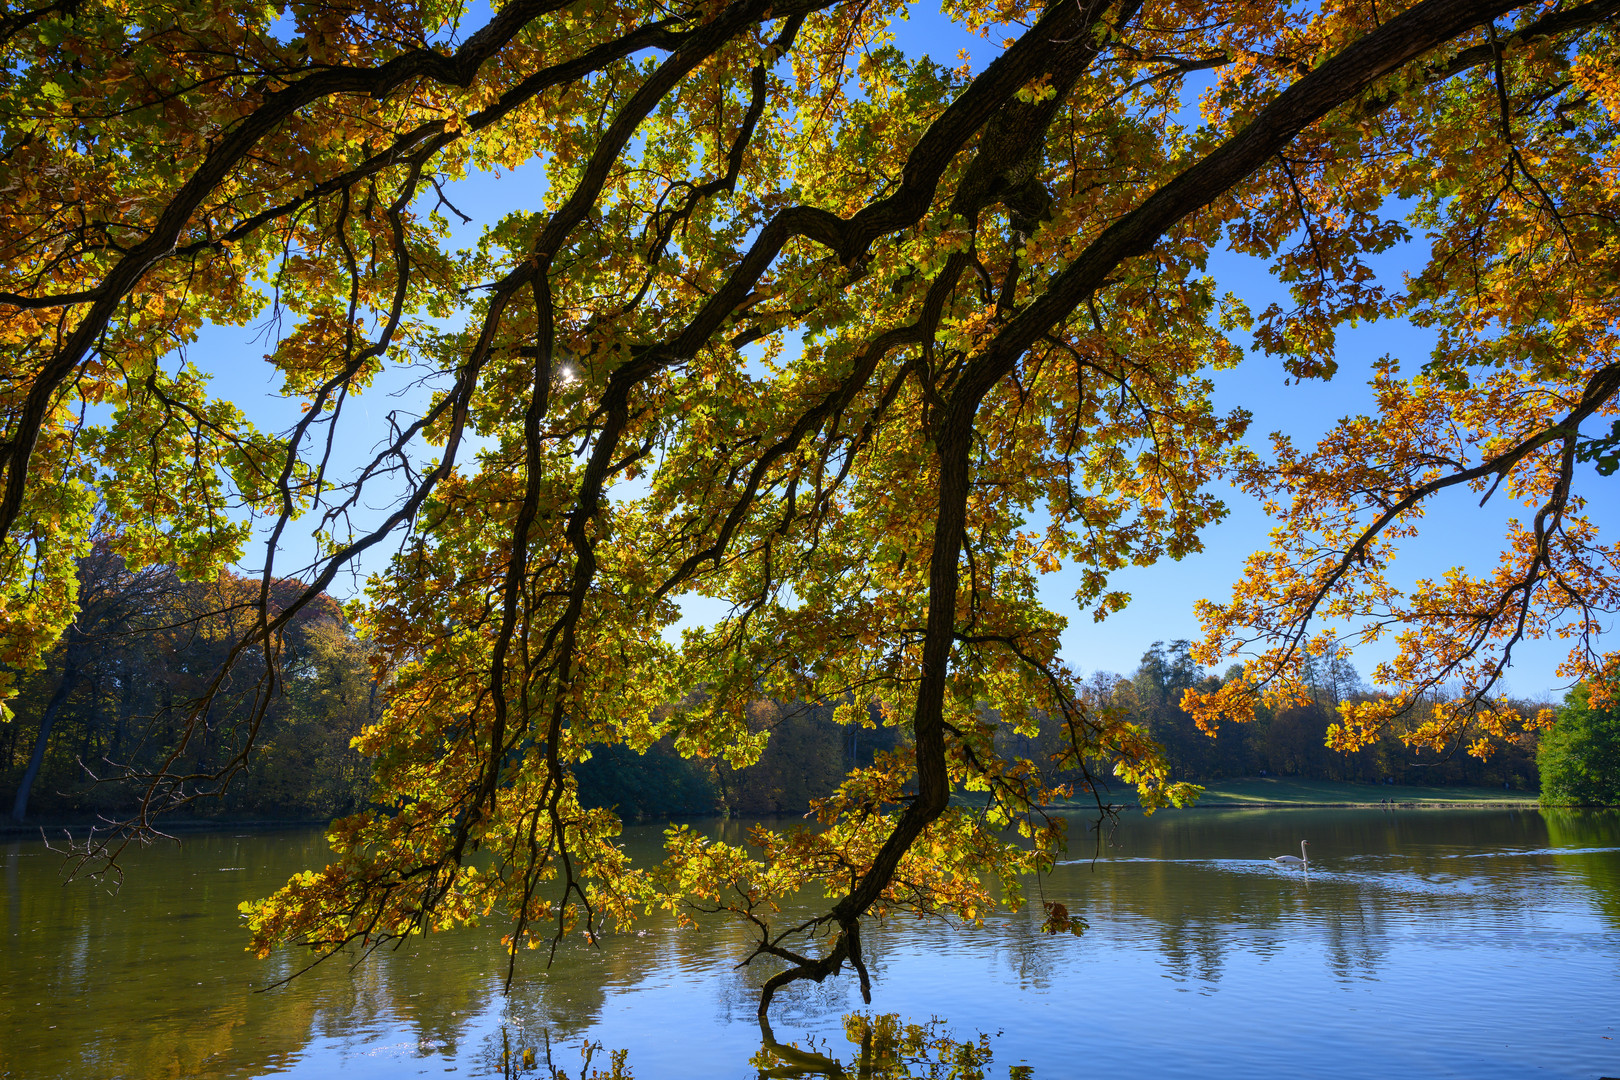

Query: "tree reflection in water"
<box><xmin>485</xmin><ymin>1027</ymin><xmax>631</xmax><ymax>1079</ymax></box>
<box><xmin>1542</xmin><ymin>809</ymin><xmax>1620</xmax><ymax>932</ymax></box>
<box><xmin>6</xmin><ymin>811</ymin><xmax>1619</xmax><ymax>1078</ymax></box>
<box><xmin>753</xmin><ymin>1013</ymin><xmax>1002</xmax><ymax>1079</ymax></box>
<box><xmin>476</xmin><ymin>1013</ymin><xmax>1010</xmax><ymax>1080</ymax></box>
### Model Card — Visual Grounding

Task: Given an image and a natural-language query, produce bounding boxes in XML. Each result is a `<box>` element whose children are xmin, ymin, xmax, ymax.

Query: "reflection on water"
<box><xmin>753</xmin><ymin>1013</ymin><xmax>997</xmax><ymax>1079</ymax></box>
<box><xmin>2</xmin><ymin>809</ymin><xmax>1619</xmax><ymax>1079</ymax></box>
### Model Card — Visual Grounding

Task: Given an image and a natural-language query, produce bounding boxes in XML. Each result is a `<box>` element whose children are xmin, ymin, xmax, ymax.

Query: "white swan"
<box><xmin>1272</xmin><ymin>840</ymin><xmax>1309</xmax><ymax>869</ymax></box>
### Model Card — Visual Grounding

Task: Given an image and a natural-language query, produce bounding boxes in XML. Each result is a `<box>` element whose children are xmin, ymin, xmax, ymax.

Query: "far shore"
<box><xmin>1040</xmin><ymin>777</ymin><xmax>1548</xmax><ymax>810</ymax></box>
<box><xmin>0</xmin><ymin>815</ymin><xmax>332</xmax><ymax>837</ymax></box>
<box><xmin>13</xmin><ymin>777</ymin><xmax>1603</xmax><ymax>837</ymax></box>
<box><xmin>1192</xmin><ymin>777</ymin><xmax>1543</xmax><ymax>807</ymax></box>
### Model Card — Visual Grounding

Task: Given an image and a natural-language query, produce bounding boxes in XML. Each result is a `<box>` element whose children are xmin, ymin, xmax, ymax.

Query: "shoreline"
<box><xmin>1041</xmin><ymin>776</ymin><xmax>1559</xmax><ymax>811</ymax></box>
<box><xmin>1038</xmin><ymin>799</ymin><xmax>1547</xmax><ymax>811</ymax></box>
<box><xmin>1183</xmin><ymin>799</ymin><xmax>1543</xmax><ymax>809</ymax></box>
<box><xmin>1168</xmin><ymin>777</ymin><xmax>1544</xmax><ymax>809</ymax></box>
<box><xmin>0</xmin><ymin>816</ymin><xmax>331</xmax><ymax>837</ymax></box>
<box><xmin>12</xmin><ymin>787</ymin><xmax>1613</xmax><ymax>836</ymax></box>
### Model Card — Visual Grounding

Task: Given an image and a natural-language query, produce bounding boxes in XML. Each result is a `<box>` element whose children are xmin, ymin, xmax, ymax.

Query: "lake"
<box><xmin>3</xmin><ymin>808</ymin><xmax>1618</xmax><ymax>1079</ymax></box>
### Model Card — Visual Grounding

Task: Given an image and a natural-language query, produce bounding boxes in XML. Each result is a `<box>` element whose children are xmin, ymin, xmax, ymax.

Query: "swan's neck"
<box><xmin>1300</xmin><ymin>841</ymin><xmax>1309</xmax><ymax>864</ymax></box>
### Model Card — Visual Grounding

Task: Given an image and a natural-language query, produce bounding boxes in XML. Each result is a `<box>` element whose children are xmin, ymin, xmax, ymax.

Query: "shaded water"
<box><xmin>3</xmin><ymin>808</ymin><xmax>1618</xmax><ymax>1079</ymax></box>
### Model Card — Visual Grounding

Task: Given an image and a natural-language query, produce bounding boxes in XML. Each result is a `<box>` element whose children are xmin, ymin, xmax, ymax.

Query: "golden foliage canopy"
<box><xmin>1</xmin><ymin>0</ymin><xmax>1617</xmax><ymax>1010</ymax></box>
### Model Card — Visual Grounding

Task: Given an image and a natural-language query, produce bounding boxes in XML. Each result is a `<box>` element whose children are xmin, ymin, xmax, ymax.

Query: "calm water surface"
<box><xmin>3</xmin><ymin>808</ymin><xmax>1618</xmax><ymax>1079</ymax></box>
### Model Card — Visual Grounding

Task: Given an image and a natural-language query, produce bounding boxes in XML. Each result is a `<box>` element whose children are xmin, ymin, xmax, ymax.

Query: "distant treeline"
<box><xmin>1008</xmin><ymin>641</ymin><xmax>1542</xmax><ymax>797</ymax></box>
<box><xmin>2</xmin><ymin>542</ymin><xmax>377</xmax><ymax>823</ymax></box>
<box><xmin>3</xmin><ymin>552</ymin><xmax>1540</xmax><ymax>826</ymax></box>
<box><xmin>0</xmin><ymin>546</ymin><xmax>901</xmax><ymax>824</ymax></box>
<box><xmin>564</xmin><ymin>640</ymin><xmax>1546</xmax><ymax>816</ymax></box>
<box><xmin>574</xmin><ymin>698</ymin><xmax>901</xmax><ymax>820</ymax></box>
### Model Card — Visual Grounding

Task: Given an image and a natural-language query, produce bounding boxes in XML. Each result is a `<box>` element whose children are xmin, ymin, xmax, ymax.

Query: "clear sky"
<box><xmin>184</xmin><ymin>3</ymin><xmax>1612</xmax><ymax>700</ymax></box>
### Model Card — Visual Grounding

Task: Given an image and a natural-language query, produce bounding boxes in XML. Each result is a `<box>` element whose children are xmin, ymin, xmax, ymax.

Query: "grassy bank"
<box><xmin>1183</xmin><ymin>777</ymin><xmax>1537</xmax><ymax>807</ymax></box>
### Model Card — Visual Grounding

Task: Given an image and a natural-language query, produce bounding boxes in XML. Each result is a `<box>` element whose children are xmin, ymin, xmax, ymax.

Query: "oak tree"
<box><xmin>2</xmin><ymin>0</ymin><xmax>1617</xmax><ymax>1012</ymax></box>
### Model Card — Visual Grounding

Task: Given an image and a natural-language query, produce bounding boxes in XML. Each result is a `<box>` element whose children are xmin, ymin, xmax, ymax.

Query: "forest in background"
<box><xmin>1</xmin><ymin>543</ymin><xmax>378</xmax><ymax>823</ymax></box>
<box><xmin>1</xmin><ymin>555</ymin><xmax>1541</xmax><ymax>826</ymax></box>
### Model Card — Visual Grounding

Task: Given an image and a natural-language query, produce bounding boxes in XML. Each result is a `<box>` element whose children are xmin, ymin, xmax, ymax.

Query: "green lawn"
<box><xmin>1185</xmin><ymin>777</ymin><xmax>1536</xmax><ymax>806</ymax></box>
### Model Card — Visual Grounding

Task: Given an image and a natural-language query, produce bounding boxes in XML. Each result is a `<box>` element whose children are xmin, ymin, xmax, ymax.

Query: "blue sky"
<box><xmin>185</xmin><ymin>3</ymin><xmax>1611</xmax><ymax>698</ymax></box>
